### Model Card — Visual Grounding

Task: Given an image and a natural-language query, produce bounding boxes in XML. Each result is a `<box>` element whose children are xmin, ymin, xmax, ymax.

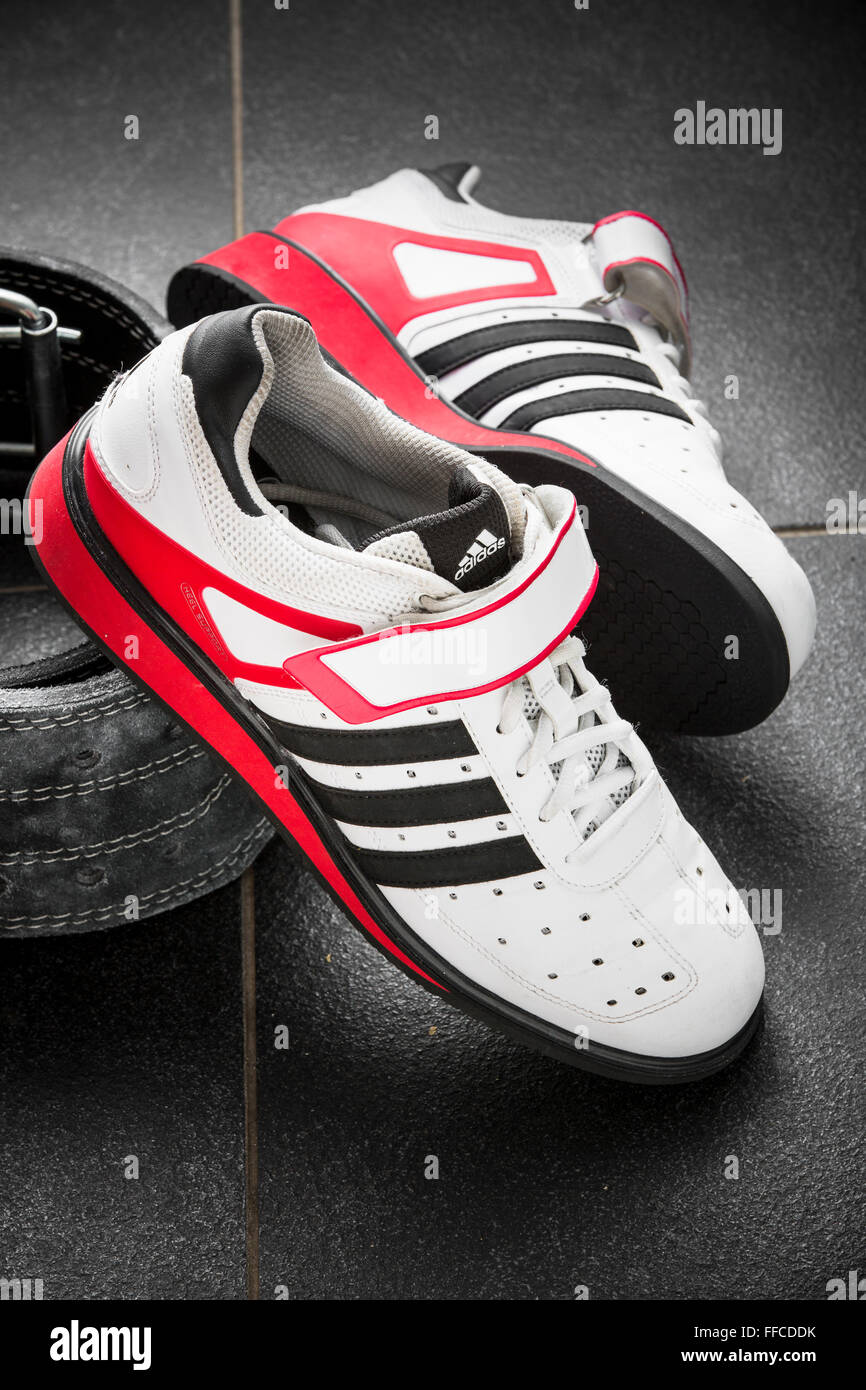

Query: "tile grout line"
<box><xmin>773</xmin><ymin>526</ymin><xmax>856</xmax><ymax>539</ymax></box>
<box><xmin>240</xmin><ymin>865</ymin><xmax>260</xmax><ymax>1300</ymax></box>
<box><xmin>231</xmin><ymin>0</ymin><xmax>258</xmax><ymax>1303</ymax></box>
<box><xmin>219</xmin><ymin>1</ymin><xmax>837</xmax><ymax>1294</ymax></box>
<box><xmin>221</xmin><ymin>0</ymin><xmax>836</xmax><ymax>554</ymax></box>
<box><xmin>230</xmin><ymin>0</ymin><xmax>244</xmax><ymax>241</ymax></box>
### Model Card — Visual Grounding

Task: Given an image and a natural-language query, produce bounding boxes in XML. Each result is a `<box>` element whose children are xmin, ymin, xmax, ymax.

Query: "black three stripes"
<box><xmin>415</xmin><ymin>318</ymin><xmax>639</xmax><ymax>376</ymax></box>
<box><xmin>415</xmin><ymin>318</ymin><xmax>691</xmax><ymax>430</ymax></box>
<box><xmin>304</xmin><ymin>772</ymin><xmax>507</xmax><ymax>827</ymax></box>
<box><xmin>265</xmin><ymin>715</ymin><xmax>542</xmax><ymax>888</ymax></box>
<box><xmin>454</xmin><ymin>352</ymin><xmax>661</xmax><ymax>417</ymax></box>
<box><xmin>351</xmin><ymin>838</ymin><xmax>540</xmax><ymax>889</ymax></box>
<box><xmin>268</xmin><ymin>717</ymin><xmax>475</xmax><ymax>766</ymax></box>
<box><xmin>499</xmin><ymin>388</ymin><xmax>690</xmax><ymax>430</ymax></box>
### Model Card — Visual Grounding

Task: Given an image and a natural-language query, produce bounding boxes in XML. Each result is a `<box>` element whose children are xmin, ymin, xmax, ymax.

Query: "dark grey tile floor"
<box><xmin>1</xmin><ymin>0</ymin><xmax>862</xmax><ymax>1300</ymax></box>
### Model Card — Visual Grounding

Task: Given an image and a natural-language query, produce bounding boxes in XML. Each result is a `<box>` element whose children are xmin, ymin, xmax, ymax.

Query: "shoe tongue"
<box><xmin>363</xmin><ymin>463</ymin><xmax>512</xmax><ymax>592</ymax></box>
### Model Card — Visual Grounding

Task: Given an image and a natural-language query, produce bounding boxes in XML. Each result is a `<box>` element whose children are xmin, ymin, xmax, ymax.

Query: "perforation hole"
<box><xmin>579</xmin><ymin>913</ymin><xmax>590</xmax><ymax>922</ymax></box>
<box><xmin>696</xmin><ymin>866</ymin><xmax>704</xmax><ymax>876</ymax></box>
<box><xmin>73</xmin><ymin>748</ymin><xmax>100</xmax><ymax>768</ymax></box>
<box><xmin>496</xmin><ymin>820</ymin><xmax>507</xmax><ymax>832</ymax></box>
<box><xmin>407</xmin><ymin>769</ymin><xmax>416</xmax><ymax>779</ymax></box>
<box><xmin>493</xmin><ymin>887</ymin><xmax>503</xmax><ymax>896</ymax></box>
<box><xmin>449</xmin><ymin>892</ymin><xmax>457</xmax><ymax>900</ymax></box>
<box><xmin>498</xmin><ymin>937</ymin><xmax>507</xmax><ymax>945</ymax></box>
<box><xmin>592</xmin><ymin>958</ymin><xmax>603</xmax><ymax>966</ymax></box>
<box><xmin>447</xmin><ymin>829</ymin><xmax>457</xmax><ymax>839</ymax></box>
<box><xmin>635</xmin><ymin>987</ymin><xmax>647</xmax><ymax>996</ymax></box>
<box><xmin>633</xmin><ymin>938</ymin><xmax>645</xmax><ymax>947</ymax></box>
<box><xmin>607</xmin><ymin>999</ymin><xmax>617</xmax><ymax>1007</ymax></box>
<box><xmin>461</xmin><ymin>763</ymin><xmax>472</xmax><ymax>772</ymax></box>
<box><xmin>548</xmin><ymin>973</ymin><xmax>558</xmax><ymax>980</ymax></box>
<box><xmin>662</xmin><ymin>971</ymin><xmax>675</xmax><ymax>982</ymax></box>
<box><xmin>534</xmin><ymin>880</ymin><xmax>545</xmax><ymax>890</ymax></box>
<box><xmin>541</xmin><ymin>927</ymin><xmax>551</xmax><ymax>936</ymax></box>
<box><xmin>426</xmin><ymin>706</ymin><xmax>438</xmax><ymax>715</ymax></box>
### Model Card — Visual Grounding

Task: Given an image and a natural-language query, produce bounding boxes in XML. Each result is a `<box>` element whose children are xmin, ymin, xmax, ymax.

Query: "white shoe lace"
<box><xmin>497</xmin><ymin>635</ymin><xmax>639</xmax><ymax>845</ymax></box>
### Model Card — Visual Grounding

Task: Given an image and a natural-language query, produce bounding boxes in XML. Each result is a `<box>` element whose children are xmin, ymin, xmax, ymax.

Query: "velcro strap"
<box><xmin>284</xmin><ymin>500</ymin><xmax>597</xmax><ymax>724</ymax></box>
<box><xmin>591</xmin><ymin>211</ymin><xmax>692</xmax><ymax>377</ymax></box>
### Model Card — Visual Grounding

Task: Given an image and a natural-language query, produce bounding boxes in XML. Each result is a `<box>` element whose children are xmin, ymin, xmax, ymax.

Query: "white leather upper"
<box><xmin>301</xmin><ymin>168</ymin><xmax>816</xmax><ymax>682</ymax></box>
<box><xmin>91</xmin><ymin>310</ymin><xmax>766</xmax><ymax>1062</ymax></box>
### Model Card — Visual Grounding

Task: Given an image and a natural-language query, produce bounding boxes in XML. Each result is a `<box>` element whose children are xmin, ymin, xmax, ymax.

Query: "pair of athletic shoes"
<box><xmin>31</xmin><ymin>165</ymin><xmax>816</xmax><ymax>1082</ymax></box>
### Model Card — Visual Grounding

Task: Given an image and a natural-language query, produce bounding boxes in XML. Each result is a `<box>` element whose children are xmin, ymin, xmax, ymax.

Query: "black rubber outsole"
<box><xmin>28</xmin><ymin>418</ymin><xmax>764</xmax><ymax>1085</ymax></box>
<box><xmin>167</xmin><ymin>254</ymin><xmax>791</xmax><ymax>737</ymax></box>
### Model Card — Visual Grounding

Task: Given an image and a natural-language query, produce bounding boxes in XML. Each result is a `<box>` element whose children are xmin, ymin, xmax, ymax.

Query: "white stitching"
<box><xmin>0</xmin><ymin>775</ymin><xmax>234</xmax><ymax>864</ymax></box>
<box><xmin>0</xmin><ymin>745</ymin><xmax>204</xmax><ymax>801</ymax></box>
<box><xmin>0</xmin><ymin>820</ymin><xmax>271</xmax><ymax>928</ymax></box>
<box><xmin>0</xmin><ymin>692</ymin><xmax>147</xmax><ymax>731</ymax></box>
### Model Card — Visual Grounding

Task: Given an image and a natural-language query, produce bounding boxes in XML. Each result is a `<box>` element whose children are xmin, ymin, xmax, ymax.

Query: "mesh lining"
<box><xmin>178</xmin><ymin>372</ymin><xmax>446</xmax><ymax>624</ymax></box>
<box><xmin>365</xmin><ymin>529</ymin><xmax>434</xmax><ymax>571</ymax></box>
<box><xmin>245</xmin><ymin>310</ymin><xmax>524</xmax><ymax>549</ymax></box>
<box><xmin>172</xmin><ymin>310</ymin><xmax>531</xmax><ymax>624</ymax></box>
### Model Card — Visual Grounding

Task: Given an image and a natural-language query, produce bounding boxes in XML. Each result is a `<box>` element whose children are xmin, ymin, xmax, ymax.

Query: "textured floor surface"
<box><xmin>0</xmin><ymin>0</ymin><xmax>862</xmax><ymax>1299</ymax></box>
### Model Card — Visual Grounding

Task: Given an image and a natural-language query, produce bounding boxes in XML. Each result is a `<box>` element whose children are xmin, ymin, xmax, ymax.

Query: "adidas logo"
<box><xmin>455</xmin><ymin>528</ymin><xmax>505</xmax><ymax>581</ymax></box>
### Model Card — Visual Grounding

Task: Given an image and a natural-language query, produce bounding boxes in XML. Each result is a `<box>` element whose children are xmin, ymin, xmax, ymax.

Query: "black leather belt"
<box><xmin>0</xmin><ymin>247</ymin><xmax>271</xmax><ymax>936</ymax></box>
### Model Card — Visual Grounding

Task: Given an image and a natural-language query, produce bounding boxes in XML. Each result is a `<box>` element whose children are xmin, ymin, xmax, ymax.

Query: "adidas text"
<box><xmin>455</xmin><ymin>530</ymin><xmax>505</xmax><ymax>581</ymax></box>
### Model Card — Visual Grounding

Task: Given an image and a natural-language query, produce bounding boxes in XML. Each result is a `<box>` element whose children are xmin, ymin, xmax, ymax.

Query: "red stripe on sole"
<box><xmin>28</xmin><ymin>433</ymin><xmax>444</xmax><ymax>989</ymax></box>
<box><xmin>196</xmin><ymin>232</ymin><xmax>597</xmax><ymax>468</ymax></box>
<box><xmin>273</xmin><ymin>211</ymin><xmax>557</xmax><ymax>324</ymax></box>
<box><xmin>82</xmin><ymin>443</ymin><xmax>361</xmax><ymax>689</ymax></box>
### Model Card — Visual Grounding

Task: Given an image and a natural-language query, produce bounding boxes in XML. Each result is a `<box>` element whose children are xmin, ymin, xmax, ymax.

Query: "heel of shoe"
<box><xmin>167</xmin><ymin>254</ymin><xmax>265</xmax><ymax>328</ymax></box>
<box><xmin>27</xmin><ymin>421</ymin><xmax>441</xmax><ymax>986</ymax></box>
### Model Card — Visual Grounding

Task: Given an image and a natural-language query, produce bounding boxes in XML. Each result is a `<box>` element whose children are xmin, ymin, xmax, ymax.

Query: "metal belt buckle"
<box><xmin>0</xmin><ymin>285</ymin><xmax>82</xmax><ymax>460</ymax></box>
